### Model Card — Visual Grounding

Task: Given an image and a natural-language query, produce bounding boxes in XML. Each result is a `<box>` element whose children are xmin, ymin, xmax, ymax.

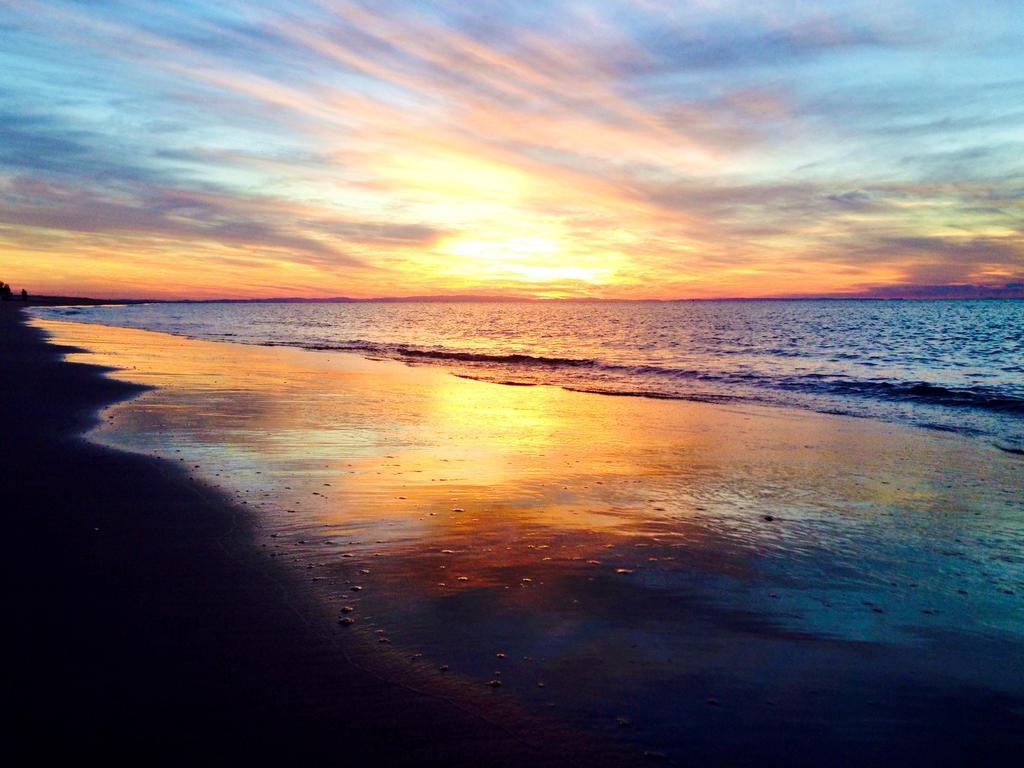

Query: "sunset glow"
<box><xmin>2</xmin><ymin>1</ymin><xmax>1022</xmax><ymax>299</ymax></box>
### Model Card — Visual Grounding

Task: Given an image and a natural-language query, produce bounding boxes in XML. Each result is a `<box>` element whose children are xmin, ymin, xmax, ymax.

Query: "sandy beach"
<box><xmin>10</xmin><ymin>305</ymin><xmax>1023</xmax><ymax>765</ymax></box>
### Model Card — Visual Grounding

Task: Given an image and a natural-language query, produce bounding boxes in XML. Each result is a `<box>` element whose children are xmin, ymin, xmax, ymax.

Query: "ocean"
<box><xmin>36</xmin><ymin>299</ymin><xmax>1024</xmax><ymax>447</ymax></box>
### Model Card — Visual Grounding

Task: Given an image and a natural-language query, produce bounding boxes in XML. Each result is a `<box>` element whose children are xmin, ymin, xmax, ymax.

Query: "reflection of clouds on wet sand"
<box><xmin>40</xmin><ymin>318</ymin><xmax>1024</xmax><ymax>763</ymax></box>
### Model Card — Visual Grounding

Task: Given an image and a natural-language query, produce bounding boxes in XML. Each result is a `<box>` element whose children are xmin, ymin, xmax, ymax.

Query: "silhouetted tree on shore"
<box><xmin>0</xmin><ymin>281</ymin><xmax>12</xmax><ymax>301</ymax></box>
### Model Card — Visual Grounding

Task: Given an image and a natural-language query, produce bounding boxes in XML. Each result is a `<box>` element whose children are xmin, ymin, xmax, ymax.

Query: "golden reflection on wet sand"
<box><xmin>37</xmin><ymin>318</ymin><xmax>1024</xmax><ymax>760</ymax></box>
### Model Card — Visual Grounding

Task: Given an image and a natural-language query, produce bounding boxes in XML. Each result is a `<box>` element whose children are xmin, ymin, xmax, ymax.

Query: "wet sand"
<box><xmin>4</xmin><ymin>305</ymin><xmax>624</xmax><ymax>766</ymax></box>
<box><xmin>13</xmin><ymin>308</ymin><xmax>1024</xmax><ymax>765</ymax></box>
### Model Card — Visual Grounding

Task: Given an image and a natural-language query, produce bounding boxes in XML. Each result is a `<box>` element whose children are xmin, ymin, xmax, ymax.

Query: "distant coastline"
<box><xmin>21</xmin><ymin>295</ymin><xmax>152</xmax><ymax>306</ymax></box>
<box><xmin>25</xmin><ymin>288</ymin><xmax>1024</xmax><ymax>306</ymax></box>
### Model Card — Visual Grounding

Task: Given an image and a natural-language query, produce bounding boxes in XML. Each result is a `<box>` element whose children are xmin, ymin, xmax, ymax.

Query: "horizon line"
<box><xmin>22</xmin><ymin>291</ymin><xmax>1024</xmax><ymax>306</ymax></box>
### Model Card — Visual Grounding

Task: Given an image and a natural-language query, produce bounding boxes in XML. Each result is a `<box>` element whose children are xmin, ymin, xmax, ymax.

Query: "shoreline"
<box><xmin>31</xmin><ymin>301</ymin><xmax>1023</xmax><ymax>451</ymax></box>
<box><xmin>4</xmin><ymin>304</ymin><xmax>624</xmax><ymax>766</ymax></box>
<box><xmin>12</xmin><ymin>306</ymin><xmax>1024</xmax><ymax>765</ymax></box>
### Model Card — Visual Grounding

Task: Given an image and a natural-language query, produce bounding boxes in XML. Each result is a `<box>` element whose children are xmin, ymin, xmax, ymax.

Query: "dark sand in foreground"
<box><xmin>4</xmin><ymin>304</ymin><xmax>620</xmax><ymax>766</ymax></box>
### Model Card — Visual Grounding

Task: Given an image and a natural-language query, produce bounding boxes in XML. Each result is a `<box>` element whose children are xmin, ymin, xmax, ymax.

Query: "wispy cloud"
<box><xmin>1</xmin><ymin>0</ymin><xmax>1021</xmax><ymax>298</ymax></box>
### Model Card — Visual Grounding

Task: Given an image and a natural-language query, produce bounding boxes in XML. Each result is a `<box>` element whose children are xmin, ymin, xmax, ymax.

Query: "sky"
<box><xmin>1</xmin><ymin>0</ymin><xmax>1022</xmax><ymax>300</ymax></box>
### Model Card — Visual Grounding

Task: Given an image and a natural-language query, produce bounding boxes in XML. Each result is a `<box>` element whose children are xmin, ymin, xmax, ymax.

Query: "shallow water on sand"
<box><xmin>39</xmin><ymin>318</ymin><xmax>1024</xmax><ymax>765</ymax></box>
<box><xmin>34</xmin><ymin>299</ymin><xmax>1024</xmax><ymax>446</ymax></box>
